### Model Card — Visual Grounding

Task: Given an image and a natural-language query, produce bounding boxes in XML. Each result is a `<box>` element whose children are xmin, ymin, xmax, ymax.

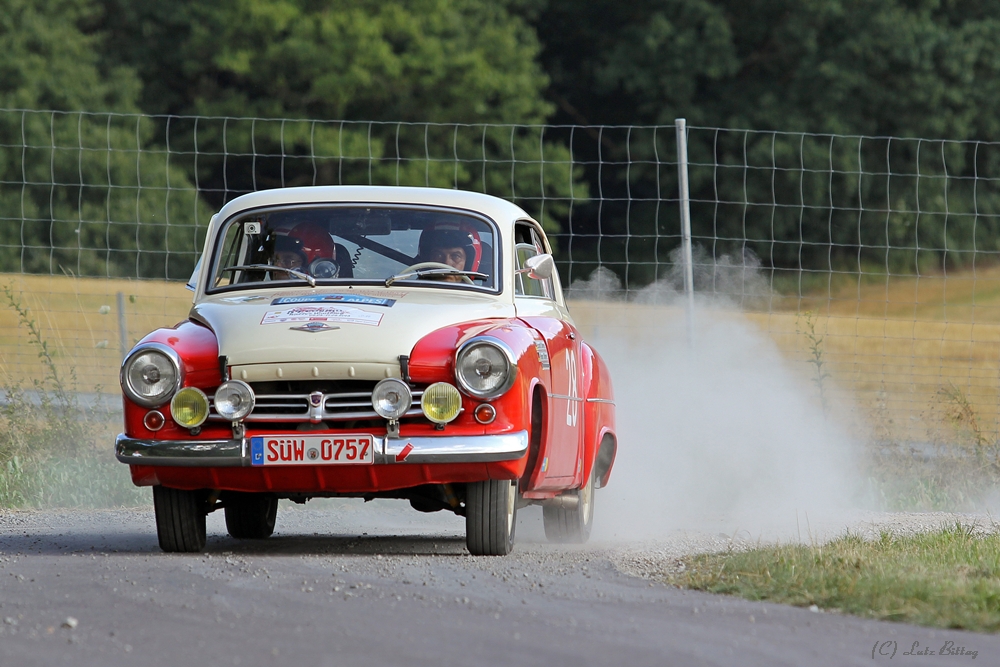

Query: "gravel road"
<box><xmin>2</xmin><ymin>502</ymin><xmax>997</xmax><ymax>666</ymax></box>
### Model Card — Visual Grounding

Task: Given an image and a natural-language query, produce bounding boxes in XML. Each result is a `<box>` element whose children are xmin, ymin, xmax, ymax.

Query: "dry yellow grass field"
<box><xmin>0</xmin><ymin>273</ymin><xmax>192</xmax><ymax>392</ymax></box>
<box><xmin>3</xmin><ymin>268</ymin><xmax>1000</xmax><ymax>443</ymax></box>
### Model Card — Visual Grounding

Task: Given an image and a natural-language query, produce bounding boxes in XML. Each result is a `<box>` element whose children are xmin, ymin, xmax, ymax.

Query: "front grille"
<box><xmin>208</xmin><ymin>380</ymin><xmax>424</xmax><ymax>423</ymax></box>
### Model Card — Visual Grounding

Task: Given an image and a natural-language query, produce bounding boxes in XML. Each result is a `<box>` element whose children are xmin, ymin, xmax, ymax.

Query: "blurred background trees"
<box><xmin>6</xmin><ymin>0</ymin><xmax>1000</xmax><ymax>281</ymax></box>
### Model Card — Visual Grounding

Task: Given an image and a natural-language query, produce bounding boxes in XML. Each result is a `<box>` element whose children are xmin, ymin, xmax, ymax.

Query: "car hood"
<box><xmin>191</xmin><ymin>288</ymin><xmax>513</xmax><ymax>372</ymax></box>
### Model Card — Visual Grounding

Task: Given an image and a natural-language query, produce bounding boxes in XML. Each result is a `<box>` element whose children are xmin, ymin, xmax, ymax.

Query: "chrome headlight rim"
<box><xmin>371</xmin><ymin>378</ymin><xmax>413</xmax><ymax>420</ymax></box>
<box><xmin>119</xmin><ymin>342</ymin><xmax>184</xmax><ymax>408</ymax></box>
<box><xmin>454</xmin><ymin>336</ymin><xmax>517</xmax><ymax>400</ymax></box>
<box><xmin>213</xmin><ymin>380</ymin><xmax>256</xmax><ymax>421</ymax></box>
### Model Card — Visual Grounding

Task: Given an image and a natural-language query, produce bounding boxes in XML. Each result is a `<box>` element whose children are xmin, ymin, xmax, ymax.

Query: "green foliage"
<box><xmin>523</xmin><ymin>0</ymin><xmax>1000</xmax><ymax>279</ymax></box>
<box><xmin>671</xmin><ymin>525</ymin><xmax>1000</xmax><ymax>633</ymax></box>
<box><xmin>93</xmin><ymin>0</ymin><xmax>582</xmax><ymax>234</ymax></box>
<box><xmin>100</xmin><ymin>0</ymin><xmax>552</xmax><ymax>124</ymax></box>
<box><xmin>0</xmin><ymin>0</ymin><xmax>211</xmax><ymax>279</ymax></box>
<box><xmin>796</xmin><ymin>311</ymin><xmax>830</xmax><ymax>417</ymax></box>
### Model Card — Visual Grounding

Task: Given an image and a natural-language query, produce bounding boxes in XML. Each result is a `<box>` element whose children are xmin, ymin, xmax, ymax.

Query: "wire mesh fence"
<box><xmin>2</xmin><ymin>107</ymin><xmax>999</xmax><ymax>446</ymax></box>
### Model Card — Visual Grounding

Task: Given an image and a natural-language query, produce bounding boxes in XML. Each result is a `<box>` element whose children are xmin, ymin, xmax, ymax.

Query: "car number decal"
<box><xmin>566</xmin><ymin>347</ymin><xmax>579</xmax><ymax>427</ymax></box>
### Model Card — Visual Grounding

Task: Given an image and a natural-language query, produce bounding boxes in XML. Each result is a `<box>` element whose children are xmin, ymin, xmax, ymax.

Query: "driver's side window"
<box><xmin>513</xmin><ymin>223</ymin><xmax>553</xmax><ymax>299</ymax></box>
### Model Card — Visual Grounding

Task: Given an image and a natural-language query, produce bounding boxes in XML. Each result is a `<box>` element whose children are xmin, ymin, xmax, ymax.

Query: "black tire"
<box><xmin>543</xmin><ymin>469</ymin><xmax>595</xmax><ymax>544</ymax></box>
<box><xmin>466</xmin><ymin>479</ymin><xmax>517</xmax><ymax>556</ymax></box>
<box><xmin>153</xmin><ymin>486</ymin><xmax>207</xmax><ymax>553</ymax></box>
<box><xmin>224</xmin><ymin>492</ymin><xmax>278</xmax><ymax>539</ymax></box>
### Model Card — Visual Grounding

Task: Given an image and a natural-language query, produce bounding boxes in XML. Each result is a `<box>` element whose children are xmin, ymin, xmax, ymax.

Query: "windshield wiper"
<box><xmin>220</xmin><ymin>264</ymin><xmax>316</xmax><ymax>288</ymax></box>
<box><xmin>385</xmin><ymin>268</ymin><xmax>488</xmax><ymax>287</ymax></box>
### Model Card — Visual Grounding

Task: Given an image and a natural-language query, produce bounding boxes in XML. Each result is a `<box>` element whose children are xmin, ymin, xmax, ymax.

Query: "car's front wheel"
<box><xmin>224</xmin><ymin>492</ymin><xmax>279</xmax><ymax>539</ymax></box>
<box><xmin>465</xmin><ymin>479</ymin><xmax>517</xmax><ymax>556</ymax></box>
<box><xmin>152</xmin><ymin>486</ymin><xmax>207</xmax><ymax>553</ymax></box>
<box><xmin>543</xmin><ymin>469</ymin><xmax>595</xmax><ymax>543</ymax></box>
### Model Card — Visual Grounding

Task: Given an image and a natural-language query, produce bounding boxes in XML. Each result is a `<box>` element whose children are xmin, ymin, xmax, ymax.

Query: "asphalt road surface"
<box><xmin>1</xmin><ymin>503</ymin><xmax>996</xmax><ymax>667</ymax></box>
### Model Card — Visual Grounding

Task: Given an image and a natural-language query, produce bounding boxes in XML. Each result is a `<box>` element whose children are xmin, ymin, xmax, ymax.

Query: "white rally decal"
<box><xmin>260</xmin><ymin>305</ymin><xmax>383</xmax><ymax>327</ymax></box>
<box><xmin>566</xmin><ymin>347</ymin><xmax>579</xmax><ymax>427</ymax></box>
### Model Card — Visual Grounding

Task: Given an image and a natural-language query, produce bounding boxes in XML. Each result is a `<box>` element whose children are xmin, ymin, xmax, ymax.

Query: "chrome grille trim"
<box><xmin>208</xmin><ymin>389</ymin><xmax>424</xmax><ymax>422</ymax></box>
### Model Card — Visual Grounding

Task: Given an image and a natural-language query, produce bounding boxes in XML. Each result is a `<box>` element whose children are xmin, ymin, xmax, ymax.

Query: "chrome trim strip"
<box><xmin>378</xmin><ymin>430</ymin><xmax>528</xmax><ymax>464</ymax></box>
<box><xmin>115</xmin><ymin>434</ymin><xmax>248</xmax><ymax>467</ymax></box>
<box><xmin>209</xmin><ymin>407</ymin><xmax>424</xmax><ymax>423</ymax></box>
<box><xmin>206</xmin><ymin>390</ymin><xmax>424</xmax><ymax>423</ymax></box>
<box><xmin>586</xmin><ymin>398</ymin><xmax>616</xmax><ymax>405</ymax></box>
<box><xmin>117</xmin><ymin>430</ymin><xmax>529</xmax><ymax>467</ymax></box>
<box><xmin>549</xmin><ymin>394</ymin><xmax>585</xmax><ymax>402</ymax></box>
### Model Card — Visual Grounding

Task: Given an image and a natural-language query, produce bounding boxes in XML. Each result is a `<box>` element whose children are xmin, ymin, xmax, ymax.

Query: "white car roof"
<box><xmin>213</xmin><ymin>186</ymin><xmax>532</xmax><ymax>229</ymax></box>
<box><xmin>189</xmin><ymin>186</ymin><xmax>545</xmax><ymax>300</ymax></box>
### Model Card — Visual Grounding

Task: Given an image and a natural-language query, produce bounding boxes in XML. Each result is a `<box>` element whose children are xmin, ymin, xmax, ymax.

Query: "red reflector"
<box><xmin>474</xmin><ymin>403</ymin><xmax>496</xmax><ymax>424</ymax></box>
<box><xmin>143</xmin><ymin>410</ymin><xmax>165</xmax><ymax>431</ymax></box>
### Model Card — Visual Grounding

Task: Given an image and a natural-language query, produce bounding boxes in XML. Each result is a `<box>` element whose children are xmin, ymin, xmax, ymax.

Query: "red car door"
<box><xmin>512</xmin><ymin>223</ymin><xmax>582</xmax><ymax>488</ymax></box>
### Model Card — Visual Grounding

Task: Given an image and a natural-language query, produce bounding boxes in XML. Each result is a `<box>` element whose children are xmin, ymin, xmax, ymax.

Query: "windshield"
<box><xmin>207</xmin><ymin>205</ymin><xmax>498</xmax><ymax>292</ymax></box>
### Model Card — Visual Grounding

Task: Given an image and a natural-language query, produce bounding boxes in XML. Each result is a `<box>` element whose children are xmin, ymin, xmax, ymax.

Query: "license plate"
<box><xmin>250</xmin><ymin>434</ymin><xmax>376</xmax><ymax>466</ymax></box>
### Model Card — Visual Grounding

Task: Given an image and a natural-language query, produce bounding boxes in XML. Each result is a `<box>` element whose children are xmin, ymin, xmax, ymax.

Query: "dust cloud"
<box><xmin>571</xmin><ymin>252</ymin><xmax>862</xmax><ymax>543</ymax></box>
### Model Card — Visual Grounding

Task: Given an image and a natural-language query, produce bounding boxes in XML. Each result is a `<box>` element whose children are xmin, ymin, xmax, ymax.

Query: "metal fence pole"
<box><xmin>675</xmin><ymin>118</ymin><xmax>695</xmax><ymax>345</ymax></box>
<box><xmin>116</xmin><ymin>291</ymin><xmax>128</xmax><ymax>360</ymax></box>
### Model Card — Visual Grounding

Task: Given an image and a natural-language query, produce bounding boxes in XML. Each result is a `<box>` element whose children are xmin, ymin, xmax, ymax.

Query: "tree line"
<box><xmin>4</xmin><ymin>0</ymin><xmax>1000</xmax><ymax>282</ymax></box>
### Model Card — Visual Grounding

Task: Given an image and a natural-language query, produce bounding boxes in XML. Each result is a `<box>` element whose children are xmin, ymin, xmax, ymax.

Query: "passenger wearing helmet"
<box><xmin>417</xmin><ymin>227</ymin><xmax>481</xmax><ymax>283</ymax></box>
<box><xmin>272</xmin><ymin>222</ymin><xmax>344</xmax><ymax>279</ymax></box>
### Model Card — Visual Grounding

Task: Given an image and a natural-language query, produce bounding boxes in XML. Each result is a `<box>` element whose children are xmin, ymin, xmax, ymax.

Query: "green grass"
<box><xmin>0</xmin><ymin>284</ymin><xmax>146</xmax><ymax>509</ymax></box>
<box><xmin>669</xmin><ymin>525</ymin><xmax>1000</xmax><ymax>632</ymax></box>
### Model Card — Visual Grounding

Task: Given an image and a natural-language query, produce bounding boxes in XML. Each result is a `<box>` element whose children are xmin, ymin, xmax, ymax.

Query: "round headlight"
<box><xmin>121</xmin><ymin>344</ymin><xmax>181</xmax><ymax>407</ymax></box>
<box><xmin>214</xmin><ymin>380</ymin><xmax>255</xmax><ymax>421</ymax></box>
<box><xmin>372</xmin><ymin>378</ymin><xmax>412</xmax><ymax>420</ymax></box>
<box><xmin>171</xmin><ymin>387</ymin><xmax>209</xmax><ymax>429</ymax></box>
<box><xmin>421</xmin><ymin>382</ymin><xmax>462</xmax><ymax>424</ymax></box>
<box><xmin>455</xmin><ymin>338</ymin><xmax>516</xmax><ymax>399</ymax></box>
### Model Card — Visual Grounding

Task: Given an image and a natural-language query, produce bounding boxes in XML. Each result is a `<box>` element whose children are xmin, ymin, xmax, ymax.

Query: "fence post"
<box><xmin>116</xmin><ymin>291</ymin><xmax>128</xmax><ymax>360</ymax></box>
<box><xmin>675</xmin><ymin>118</ymin><xmax>695</xmax><ymax>345</ymax></box>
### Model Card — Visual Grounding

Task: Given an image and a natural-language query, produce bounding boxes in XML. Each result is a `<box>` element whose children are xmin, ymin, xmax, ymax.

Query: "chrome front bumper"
<box><xmin>115</xmin><ymin>431</ymin><xmax>529</xmax><ymax>467</ymax></box>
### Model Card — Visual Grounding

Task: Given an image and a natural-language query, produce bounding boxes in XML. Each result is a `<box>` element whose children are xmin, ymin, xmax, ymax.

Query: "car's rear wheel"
<box><xmin>465</xmin><ymin>479</ymin><xmax>517</xmax><ymax>556</ymax></box>
<box><xmin>224</xmin><ymin>492</ymin><xmax>279</xmax><ymax>539</ymax></box>
<box><xmin>153</xmin><ymin>486</ymin><xmax>207</xmax><ymax>553</ymax></box>
<box><xmin>543</xmin><ymin>468</ymin><xmax>595</xmax><ymax>544</ymax></box>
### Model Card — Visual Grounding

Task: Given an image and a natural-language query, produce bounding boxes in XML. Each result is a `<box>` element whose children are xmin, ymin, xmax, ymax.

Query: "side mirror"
<box><xmin>185</xmin><ymin>257</ymin><xmax>202</xmax><ymax>292</ymax></box>
<box><xmin>524</xmin><ymin>253</ymin><xmax>555</xmax><ymax>280</ymax></box>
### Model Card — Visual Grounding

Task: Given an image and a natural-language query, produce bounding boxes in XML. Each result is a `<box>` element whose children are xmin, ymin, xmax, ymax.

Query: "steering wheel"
<box><xmin>399</xmin><ymin>262</ymin><xmax>474</xmax><ymax>284</ymax></box>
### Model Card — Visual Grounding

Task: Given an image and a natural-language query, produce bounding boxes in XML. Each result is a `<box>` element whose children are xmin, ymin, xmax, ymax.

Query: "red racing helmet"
<box><xmin>288</xmin><ymin>223</ymin><xmax>335</xmax><ymax>264</ymax></box>
<box><xmin>274</xmin><ymin>223</ymin><xmax>339</xmax><ymax>278</ymax></box>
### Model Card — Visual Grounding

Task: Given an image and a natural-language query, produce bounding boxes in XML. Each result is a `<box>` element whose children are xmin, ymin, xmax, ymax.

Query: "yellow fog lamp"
<box><xmin>170</xmin><ymin>387</ymin><xmax>210</xmax><ymax>429</ymax></box>
<box><xmin>421</xmin><ymin>382</ymin><xmax>462</xmax><ymax>424</ymax></box>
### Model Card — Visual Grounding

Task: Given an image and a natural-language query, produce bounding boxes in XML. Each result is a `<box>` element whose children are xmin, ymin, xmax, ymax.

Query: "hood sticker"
<box><xmin>271</xmin><ymin>293</ymin><xmax>395</xmax><ymax>307</ymax></box>
<box><xmin>222</xmin><ymin>295</ymin><xmax>267</xmax><ymax>303</ymax></box>
<box><xmin>260</xmin><ymin>305</ymin><xmax>383</xmax><ymax>327</ymax></box>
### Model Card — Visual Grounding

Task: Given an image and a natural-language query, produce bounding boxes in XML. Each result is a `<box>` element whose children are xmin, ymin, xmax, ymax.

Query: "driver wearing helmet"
<box><xmin>417</xmin><ymin>227</ymin><xmax>481</xmax><ymax>282</ymax></box>
<box><xmin>272</xmin><ymin>222</ymin><xmax>342</xmax><ymax>279</ymax></box>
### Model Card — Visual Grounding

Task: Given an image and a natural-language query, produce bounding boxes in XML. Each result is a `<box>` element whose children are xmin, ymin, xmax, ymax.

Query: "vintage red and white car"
<box><xmin>115</xmin><ymin>186</ymin><xmax>617</xmax><ymax>555</ymax></box>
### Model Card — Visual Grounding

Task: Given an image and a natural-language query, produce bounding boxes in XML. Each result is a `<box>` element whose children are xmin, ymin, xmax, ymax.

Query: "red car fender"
<box><xmin>122</xmin><ymin>320</ymin><xmax>221</xmax><ymax>438</ymax></box>
<box><xmin>409</xmin><ymin>319</ymin><xmax>552</xmax><ymax>489</ymax></box>
<box><xmin>580</xmin><ymin>342</ymin><xmax>617</xmax><ymax>488</ymax></box>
